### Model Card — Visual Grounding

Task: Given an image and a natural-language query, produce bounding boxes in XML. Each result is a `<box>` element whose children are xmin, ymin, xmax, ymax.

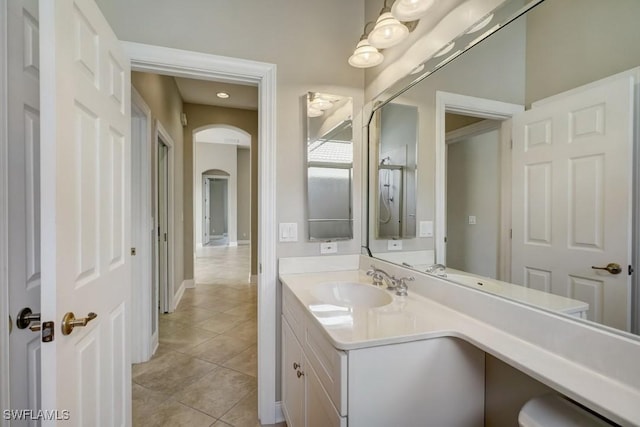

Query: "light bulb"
<box><xmin>391</xmin><ymin>0</ymin><xmax>435</xmax><ymax>22</ymax></box>
<box><xmin>368</xmin><ymin>12</ymin><xmax>409</xmax><ymax>49</ymax></box>
<box><xmin>348</xmin><ymin>39</ymin><xmax>384</xmax><ymax>68</ymax></box>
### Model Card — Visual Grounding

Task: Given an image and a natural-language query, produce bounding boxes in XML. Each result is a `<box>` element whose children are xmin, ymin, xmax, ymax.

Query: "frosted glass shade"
<box><xmin>367</xmin><ymin>12</ymin><xmax>409</xmax><ymax>49</ymax></box>
<box><xmin>348</xmin><ymin>40</ymin><xmax>384</xmax><ymax>68</ymax></box>
<box><xmin>391</xmin><ymin>0</ymin><xmax>434</xmax><ymax>22</ymax></box>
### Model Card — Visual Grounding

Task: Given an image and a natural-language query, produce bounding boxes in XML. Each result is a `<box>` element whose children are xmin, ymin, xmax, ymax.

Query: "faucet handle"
<box><xmin>394</xmin><ymin>276</ymin><xmax>414</xmax><ymax>296</ymax></box>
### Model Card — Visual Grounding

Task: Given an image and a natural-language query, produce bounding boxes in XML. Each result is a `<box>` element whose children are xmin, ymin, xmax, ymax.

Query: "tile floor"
<box><xmin>132</xmin><ymin>245</ymin><xmax>285</xmax><ymax>427</ymax></box>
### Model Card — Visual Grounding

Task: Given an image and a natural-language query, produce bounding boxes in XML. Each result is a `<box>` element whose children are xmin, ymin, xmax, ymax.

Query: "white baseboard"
<box><xmin>250</xmin><ymin>274</ymin><xmax>258</xmax><ymax>284</ymax></box>
<box><xmin>275</xmin><ymin>402</ymin><xmax>285</xmax><ymax>423</ymax></box>
<box><xmin>173</xmin><ymin>280</ymin><xmax>191</xmax><ymax>310</ymax></box>
<box><xmin>229</xmin><ymin>241</ymin><xmax>238</xmax><ymax>247</ymax></box>
<box><xmin>184</xmin><ymin>279</ymin><xmax>195</xmax><ymax>289</ymax></box>
<box><xmin>237</xmin><ymin>240</ymin><xmax>250</xmax><ymax>245</ymax></box>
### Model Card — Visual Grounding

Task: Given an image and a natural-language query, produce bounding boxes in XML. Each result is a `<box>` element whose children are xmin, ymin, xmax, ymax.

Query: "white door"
<box><xmin>156</xmin><ymin>140</ymin><xmax>169</xmax><ymax>313</ymax></box>
<box><xmin>39</xmin><ymin>0</ymin><xmax>132</xmax><ymax>424</ymax></box>
<box><xmin>512</xmin><ymin>72</ymin><xmax>634</xmax><ymax>330</ymax></box>
<box><xmin>7</xmin><ymin>0</ymin><xmax>42</xmax><ymax>418</ymax></box>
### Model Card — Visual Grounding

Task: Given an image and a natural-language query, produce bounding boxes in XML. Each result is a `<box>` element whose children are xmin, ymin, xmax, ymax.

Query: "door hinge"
<box><xmin>164</xmin><ymin>233</ymin><xmax>167</xmax><ymax>242</ymax></box>
<box><xmin>131</xmin><ymin>247</ymin><xmax>137</xmax><ymax>256</ymax></box>
<box><xmin>510</xmin><ymin>139</ymin><xmax>513</xmax><ymax>149</ymax></box>
<box><xmin>259</xmin><ymin>263</ymin><xmax>262</xmax><ymax>274</ymax></box>
<box><xmin>42</xmin><ymin>321</ymin><xmax>55</xmax><ymax>343</ymax></box>
<box><xmin>629</xmin><ymin>265</ymin><xmax>634</xmax><ymax>275</ymax></box>
<box><xmin>444</xmin><ymin>236</ymin><xmax>447</xmax><ymax>243</ymax></box>
<box><xmin>510</xmin><ymin>229</ymin><xmax>513</xmax><ymax>239</ymax></box>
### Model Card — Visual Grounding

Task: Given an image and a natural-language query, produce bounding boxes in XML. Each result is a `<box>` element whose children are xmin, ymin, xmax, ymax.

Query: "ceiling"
<box><xmin>174</xmin><ymin>77</ymin><xmax>259</xmax><ymax>110</ymax></box>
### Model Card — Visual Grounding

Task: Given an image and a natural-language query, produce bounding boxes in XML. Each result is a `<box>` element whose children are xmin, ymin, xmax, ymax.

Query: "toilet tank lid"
<box><xmin>518</xmin><ymin>395</ymin><xmax>612</xmax><ymax>427</ymax></box>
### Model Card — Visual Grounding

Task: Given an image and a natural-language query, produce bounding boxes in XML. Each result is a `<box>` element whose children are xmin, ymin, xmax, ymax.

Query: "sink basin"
<box><xmin>311</xmin><ymin>282</ymin><xmax>393</xmax><ymax>308</ymax></box>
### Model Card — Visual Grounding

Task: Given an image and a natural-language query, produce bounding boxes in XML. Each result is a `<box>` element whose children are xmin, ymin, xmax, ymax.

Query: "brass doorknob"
<box><xmin>61</xmin><ymin>312</ymin><xmax>98</xmax><ymax>336</ymax></box>
<box><xmin>591</xmin><ymin>263</ymin><xmax>622</xmax><ymax>275</ymax></box>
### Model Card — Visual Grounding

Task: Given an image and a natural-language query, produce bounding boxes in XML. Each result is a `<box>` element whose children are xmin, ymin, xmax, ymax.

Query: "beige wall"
<box><xmin>95</xmin><ymin>0</ymin><xmax>366</xmax><ymax>264</ymax></box>
<box><xmin>182</xmin><ymin>103</ymin><xmax>258</xmax><ymax>276</ymax></box>
<box><xmin>131</xmin><ymin>72</ymin><xmax>185</xmax><ymax>297</ymax></box>
<box><xmin>525</xmin><ymin>0</ymin><xmax>640</xmax><ymax>105</ymax></box>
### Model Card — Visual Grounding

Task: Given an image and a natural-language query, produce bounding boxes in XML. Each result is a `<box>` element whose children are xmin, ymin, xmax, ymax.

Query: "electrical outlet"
<box><xmin>320</xmin><ymin>242</ymin><xmax>337</xmax><ymax>254</ymax></box>
<box><xmin>388</xmin><ymin>240</ymin><xmax>403</xmax><ymax>251</ymax></box>
<box><xmin>468</xmin><ymin>216</ymin><xmax>477</xmax><ymax>225</ymax></box>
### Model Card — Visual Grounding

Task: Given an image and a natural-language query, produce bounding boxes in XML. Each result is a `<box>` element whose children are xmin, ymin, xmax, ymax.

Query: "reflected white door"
<box><xmin>8</xmin><ymin>0</ymin><xmax>42</xmax><ymax>419</ymax></box>
<box><xmin>40</xmin><ymin>0</ymin><xmax>132</xmax><ymax>423</ymax></box>
<box><xmin>512</xmin><ymin>72</ymin><xmax>634</xmax><ymax>330</ymax></box>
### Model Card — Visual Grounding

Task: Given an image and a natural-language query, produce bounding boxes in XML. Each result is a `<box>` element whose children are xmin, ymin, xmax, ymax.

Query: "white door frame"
<box><xmin>434</xmin><ymin>91</ymin><xmax>523</xmax><ymax>271</ymax></box>
<box><xmin>122</xmin><ymin>42</ymin><xmax>279</xmax><ymax>424</ymax></box>
<box><xmin>203</xmin><ymin>175</ymin><xmax>230</xmax><ymax>244</ymax></box>
<box><xmin>0</xmin><ymin>0</ymin><xmax>10</xmax><ymax>414</ymax></box>
<box><xmin>155</xmin><ymin>121</ymin><xmax>175</xmax><ymax>314</ymax></box>
<box><xmin>131</xmin><ymin>87</ymin><xmax>154</xmax><ymax>363</ymax></box>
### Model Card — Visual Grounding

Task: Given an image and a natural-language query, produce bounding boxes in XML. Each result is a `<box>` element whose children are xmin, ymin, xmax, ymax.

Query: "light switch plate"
<box><xmin>419</xmin><ymin>220</ymin><xmax>434</xmax><ymax>237</ymax></box>
<box><xmin>388</xmin><ymin>240</ymin><xmax>403</xmax><ymax>251</ymax></box>
<box><xmin>468</xmin><ymin>216</ymin><xmax>477</xmax><ymax>225</ymax></box>
<box><xmin>279</xmin><ymin>223</ymin><xmax>298</xmax><ymax>242</ymax></box>
<box><xmin>320</xmin><ymin>242</ymin><xmax>337</xmax><ymax>254</ymax></box>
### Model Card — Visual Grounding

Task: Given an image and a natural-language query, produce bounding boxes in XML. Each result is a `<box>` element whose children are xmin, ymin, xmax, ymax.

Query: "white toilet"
<box><xmin>518</xmin><ymin>395</ymin><xmax>613</xmax><ymax>426</ymax></box>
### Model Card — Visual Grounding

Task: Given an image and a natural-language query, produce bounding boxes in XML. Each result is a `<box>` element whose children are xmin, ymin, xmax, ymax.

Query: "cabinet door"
<box><xmin>306</xmin><ymin>364</ymin><xmax>347</xmax><ymax>427</ymax></box>
<box><xmin>282</xmin><ymin>318</ymin><xmax>305</xmax><ymax>427</ymax></box>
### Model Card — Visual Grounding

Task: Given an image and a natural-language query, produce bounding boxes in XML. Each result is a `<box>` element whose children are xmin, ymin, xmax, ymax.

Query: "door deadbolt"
<box><xmin>61</xmin><ymin>312</ymin><xmax>97</xmax><ymax>335</ymax></box>
<box><xmin>16</xmin><ymin>307</ymin><xmax>41</xmax><ymax>330</ymax></box>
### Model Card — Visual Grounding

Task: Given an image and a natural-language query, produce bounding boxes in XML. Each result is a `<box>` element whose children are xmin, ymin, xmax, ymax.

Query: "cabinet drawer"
<box><xmin>306</xmin><ymin>361</ymin><xmax>347</xmax><ymax>427</ymax></box>
<box><xmin>305</xmin><ymin>320</ymin><xmax>347</xmax><ymax>416</ymax></box>
<box><xmin>283</xmin><ymin>285</ymin><xmax>306</xmax><ymax>342</ymax></box>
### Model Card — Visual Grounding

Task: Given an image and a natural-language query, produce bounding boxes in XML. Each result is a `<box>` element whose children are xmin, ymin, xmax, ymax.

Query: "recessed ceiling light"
<box><xmin>216</xmin><ymin>92</ymin><xmax>230</xmax><ymax>99</ymax></box>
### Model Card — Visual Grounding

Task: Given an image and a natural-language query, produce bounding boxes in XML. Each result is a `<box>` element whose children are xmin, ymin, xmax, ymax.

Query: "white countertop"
<box><xmin>279</xmin><ymin>264</ymin><xmax>640</xmax><ymax>426</ymax></box>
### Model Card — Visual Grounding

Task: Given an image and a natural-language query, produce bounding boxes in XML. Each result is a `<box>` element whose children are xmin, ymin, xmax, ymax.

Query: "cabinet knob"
<box><xmin>293</xmin><ymin>362</ymin><xmax>300</xmax><ymax>370</ymax></box>
<box><xmin>297</xmin><ymin>370</ymin><xmax>305</xmax><ymax>378</ymax></box>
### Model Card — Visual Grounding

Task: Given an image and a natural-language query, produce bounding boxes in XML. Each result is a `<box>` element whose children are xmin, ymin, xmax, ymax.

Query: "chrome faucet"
<box><xmin>366</xmin><ymin>265</ymin><xmax>415</xmax><ymax>296</ymax></box>
<box><xmin>366</xmin><ymin>266</ymin><xmax>395</xmax><ymax>289</ymax></box>
<box><xmin>425</xmin><ymin>263</ymin><xmax>447</xmax><ymax>277</ymax></box>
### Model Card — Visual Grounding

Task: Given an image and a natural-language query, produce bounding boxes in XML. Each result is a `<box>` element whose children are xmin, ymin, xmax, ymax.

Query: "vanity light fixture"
<box><xmin>391</xmin><ymin>0</ymin><xmax>435</xmax><ymax>22</ymax></box>
<box><xmin>348</xmin><ymin>22</ymin><xmax>385</xmax><ymax>68</ymax></box>
<box><xmin>368</xmin><ymin>0</ymin><xmax>410</xmax><ymax>49</ymax></box>
<box><xmin>307</xmin><ymin>107</ymin><xmax>323</xmax><ymax>118</ymax></box>
<box><xmin>216</xmin><ymin>91</ymin><xmax>230</xmax><ymax>99</ymax></box>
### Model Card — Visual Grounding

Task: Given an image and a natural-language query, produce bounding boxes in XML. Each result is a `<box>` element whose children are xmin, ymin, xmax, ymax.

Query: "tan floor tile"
<box><xmin>187</xmin><ymin>334</ymin><xmax>254</xmax><ymax>364</ymax></box>
<box><xmin>220</xmin><ymin>389</ymin><xmax>260</xmax><ymax>427</ymax></box>
<box><xmin>222</xmin><ymin>344</ymin><xmax>257</xmax><ymax>377</ymax></box>
<box><xmin>134</xmin><ymin>245</ymin><xmax>256</xmax><ymax>424</ymax></box>
<box><xmin>174</xmin><ymin>366</ymin><xmax>256</xmax><ymax>418</ymax></box>
<box><xmin>133</xmin><ymin>351</ymin><xmax>217</xmax><ymax>393</ymax></box>
<box><xmin>196</xmin><ymin>311</ymin><xmax>246</xmax><ymax>334</ymax></box>
<box><xmin>159</xmin><ymin>322</ymin><xmax>218</xmax><ymax>352</ymax></box>
<box><xmin>132</xmin><ymin>383</ymin><xmax>172</xmax><ymax>420</ymax></box>
<box><xmin>223</xmin><ymin>319</ymin><xmax>257</xmax><ymax>342</ymax></box>
<box><xmin>136</xmin><ymin>400</ymin><xmax>216</xmax><ymax>427</ymax></box>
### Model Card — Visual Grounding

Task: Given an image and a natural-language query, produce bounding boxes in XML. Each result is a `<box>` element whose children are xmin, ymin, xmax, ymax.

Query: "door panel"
<box><xmin>8</xmin><ymin>0</ymin><xmax>41</xmax><ymax>420</ymax></box>
<box><xmin>39</xmin><ymin>0</ymin><xmax>131</xmax><ymax>422</ymax></box>
<box><xmin>512</xmin><ymin>73</ymin><xmax>634</xmax><ymax>330</ymax></box>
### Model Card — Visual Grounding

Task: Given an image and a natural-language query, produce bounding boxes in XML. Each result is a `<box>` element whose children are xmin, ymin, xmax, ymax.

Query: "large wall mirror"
<box><xmin>306</xmin><ymin>92</ymin><xmax>354</xmax><ymax>240</ymax></box>
<box><xmin>366</xmin><ymin>0</ymin><xmax>640</xmax><ymax>337</ymax></box>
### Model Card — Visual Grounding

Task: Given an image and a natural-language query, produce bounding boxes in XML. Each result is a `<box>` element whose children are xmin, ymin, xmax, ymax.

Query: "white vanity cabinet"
<box><xmin>281</xmin><ymin>284</ymin><xmax>485</xmax><ymax>427</ymax></box>
<box><xmin>282</xmin><ymin>287</ymin><xmax>347</xmax><ymax>427</ymax></box>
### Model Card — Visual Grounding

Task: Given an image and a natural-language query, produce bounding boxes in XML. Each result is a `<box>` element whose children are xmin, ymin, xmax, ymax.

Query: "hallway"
<box><xmin>132</xmin><ymin>246</ymin><xmax>279</xmax><ymax>426</ymax></box>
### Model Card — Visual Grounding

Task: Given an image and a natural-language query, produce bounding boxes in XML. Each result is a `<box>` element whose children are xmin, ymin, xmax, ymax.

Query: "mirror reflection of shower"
<box><xmin>377</xmin><ymin>103</ymin><xmax>418</xmax><ymax>239</ymax></box>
